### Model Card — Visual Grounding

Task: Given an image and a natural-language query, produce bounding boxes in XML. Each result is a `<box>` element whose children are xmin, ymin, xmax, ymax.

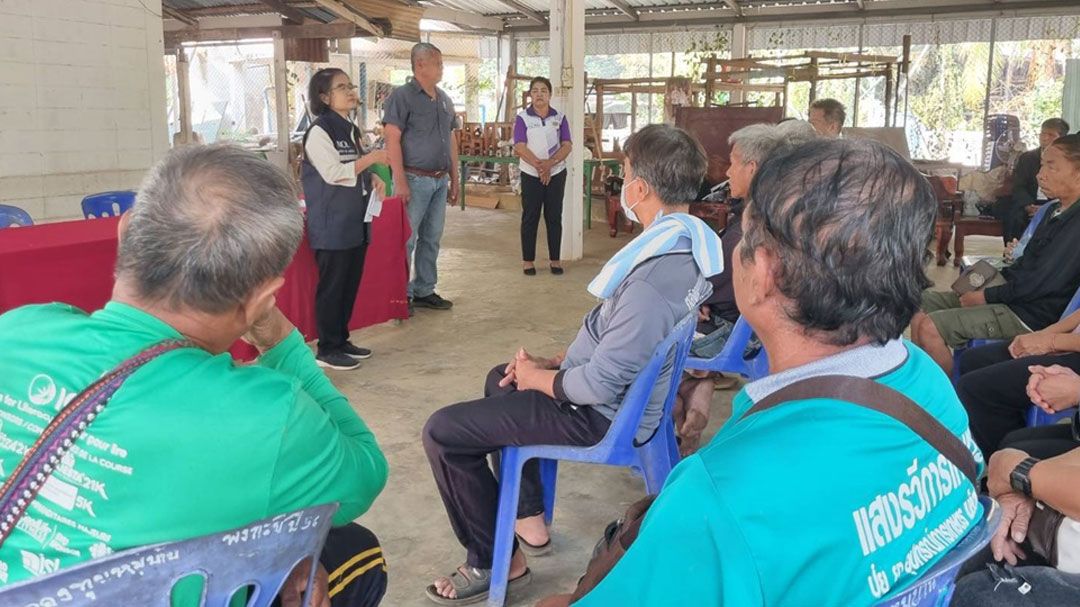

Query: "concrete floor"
<box><xmin>327</xmin><ymin>205</ymin><xmax>1001</xmax><ymax>607</ymax></box>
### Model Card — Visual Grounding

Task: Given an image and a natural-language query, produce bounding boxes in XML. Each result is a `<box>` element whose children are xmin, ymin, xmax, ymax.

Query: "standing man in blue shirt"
<box><xmin>383</xmin><ymin>43</ymin><xmax>459</xmax><ymax>313</ymax></box>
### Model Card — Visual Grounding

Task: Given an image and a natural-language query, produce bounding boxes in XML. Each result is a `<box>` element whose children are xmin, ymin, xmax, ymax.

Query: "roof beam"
<box><xmin>309</xmin><ymin>0</ymin><xmax>387</xmax><ymax>36</ymax></box>
<box><xmin>506</xmin><ymin>0</ymin><xmax>1080</xmax><ymax>32</ymax></box>
<box><xmin>497</xmin><ymin>0</ymin><xmax>546</xmax><ymax>25</ymax></box>
<box><xmin>255</xmin><ymin>0</ymin><xmax>308</xmax><ymax>23</ymax></box>
<box><xmin>604</xmin><ymin>0</ymin><xmax>639</xmax><ymax>20</ymax></box>
<box><xmin>856</xmin><ymin>0</ymin><xmax>866</xmax><ymax>9</ymax></box>
<box><xmin>723</xmin><ymin>0</ymin><xmax>742</xmax><ymax>17</ymax></box>
<box><xmin>422</xmin><ymin>6</ymin><xmax>504</xmax><ymax>30</ymax></box>
<box><xmin>165</xmin><ymin>21</ymin><xmax>361</xmax><ymax>47</ymax></box>
<box><xmin>162</xmin><ymin>5</ymin><xmax>199</xmax><ymax>27</ymax></box>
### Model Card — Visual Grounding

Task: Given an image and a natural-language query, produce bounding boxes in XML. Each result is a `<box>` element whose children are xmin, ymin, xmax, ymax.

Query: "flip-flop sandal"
<box><xmin>425</xmin><ymin>565</ymin><xmax>532</xmax><ymax>605</ymax></box>
<box><xmin>516</xmin><ymin>533</ymin><xmax>553</xmax><ymax>557</ymax></box>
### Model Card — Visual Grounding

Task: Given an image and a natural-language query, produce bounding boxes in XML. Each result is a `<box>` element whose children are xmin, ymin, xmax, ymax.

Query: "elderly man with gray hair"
<box><xmin>0</xmin><ymin>145</ymin><xmax>389</xmax><ymax>606</ymax></box>
<box><xmin>675</xmin><ymin>119</ymin><xmax>818</xmax><ymax>455</ymax></box>
<box><xmin>383</xmin><ymin>42</ymin><xmax>459</xmax><ymax>313</ymax></box>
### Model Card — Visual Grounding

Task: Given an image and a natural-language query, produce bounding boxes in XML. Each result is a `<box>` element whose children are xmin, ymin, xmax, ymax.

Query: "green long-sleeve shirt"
<box><xmin>0</xmin><ymin>301</ymin><xmax>387</xmax><ymax>595</ymax></box>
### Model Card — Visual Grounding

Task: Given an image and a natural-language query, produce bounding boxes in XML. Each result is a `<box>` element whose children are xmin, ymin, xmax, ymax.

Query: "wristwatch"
<box><xmin>1010</xmin><ymin>456</ymin><xmax>1041</xmax><ymax>497</ymax></box>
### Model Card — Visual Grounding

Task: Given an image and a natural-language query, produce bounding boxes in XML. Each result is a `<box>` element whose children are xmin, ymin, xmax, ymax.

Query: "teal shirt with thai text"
<box><xmin>575</xmin><ymin>340</ymin><xmax>984</xmax><ymax>606</ymax></box>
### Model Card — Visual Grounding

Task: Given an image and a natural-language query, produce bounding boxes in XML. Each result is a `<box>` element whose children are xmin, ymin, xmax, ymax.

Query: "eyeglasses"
<box><xmin>332</xmin><ymin>83</ymin><xmax>358</xmax><ymax>93</ymax></box>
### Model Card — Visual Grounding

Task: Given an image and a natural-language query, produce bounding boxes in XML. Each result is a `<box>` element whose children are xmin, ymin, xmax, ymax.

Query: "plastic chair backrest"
<box><xmin>875</xmin><ymin>496</ymin><xmax>999</xmax><ymax>607</ymax></box>
<box><xmin>81</xmin><ymin>191</ymin><xmax>136</xmax><ymax>219</ymax></box>
<box><xmin>1013</xmin><ymin>201</ymin><xmax>1054</xmax><ymax>259</ymax></box>
<box><xmin>1063</xmin><ymin>282</ymin><xmax>1080</xmax><ymax>319</ymax></box>
<box><xmin>589</xmin><ymin>313</ymin><xmax>697</xmax><ymax>454</ymax></box>
<box><xmin>684</xmin><ymin>315</ymin><xmax>770</xmax><ymax>380</ymax></box>
<box><xmin>0</xmin><ymin>503</ymin><xmax>337</xmax><ymax>607</ymax></box>
<box><xmin>0</xmin><ymin>204</ymin><xmax>33</xmax><ymax>228</ymax></box>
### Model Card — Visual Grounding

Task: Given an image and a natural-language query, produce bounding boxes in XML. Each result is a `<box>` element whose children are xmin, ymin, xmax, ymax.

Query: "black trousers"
<box><xmin>520</xmin><ymin>171</ymin><xmax>566</xmax><ymax>262</ymax></box>
<box><xmin>273</xmin><ymin>523</ymin><xmax>387</xmax><ymax>607</ymax></box>
<box><xmin>322</xmin><ymin>524</ymin><xmax>387</xmax><ymax>606</ymax></box>
<box><xmin>314</xmin><ymin>245</ymin><xmax>367</xmax><ymax>354</ymax></box>
<box><xmin>956</xmin><ymin>341</ymin><xmax>1080</xmax><ymax>455</ymax></box>
<box><xmin>1000</xmin><ymin>423</ymin><xmax>1079</xmax><ymax>459</ymax></box>
<box><xmin>993</xmin><ymin>196</ymin><xmax>1028</xmax><ymax>243</ymax></box>
<box><xmin>421</xmin><ymin>364</ymin><xmax>610</xmax><ymax>569</ymax></box>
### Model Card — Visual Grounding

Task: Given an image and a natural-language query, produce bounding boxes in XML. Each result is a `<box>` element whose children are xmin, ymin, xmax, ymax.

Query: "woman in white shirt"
<box><xmin>513</xmin><ymin>77</ymin><xmax>572</xmax><ymax>276</ymax></box>
<box><xmin>301</xmin><ymin>68</ymin><xmax>386</xmax><ymax>371</ymax></box>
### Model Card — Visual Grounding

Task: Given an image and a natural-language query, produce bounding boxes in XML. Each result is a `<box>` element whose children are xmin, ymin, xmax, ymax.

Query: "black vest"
<box><xmin>301</xmin><ymin>112</ymin><xmax>372</xmax><ymax>250</ymax></box>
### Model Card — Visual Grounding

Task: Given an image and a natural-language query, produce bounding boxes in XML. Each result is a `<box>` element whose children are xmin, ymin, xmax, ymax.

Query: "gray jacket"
<box><xmin>554</xmin><ymin>250</ymin><xmax>711</xmax><ymax>442</ymax></box>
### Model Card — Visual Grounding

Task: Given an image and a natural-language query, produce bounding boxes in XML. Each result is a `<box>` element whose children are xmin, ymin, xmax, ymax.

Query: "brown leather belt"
<box><xmin>405</xmin><ymin>167</ymin><xmax>448</xmax><ymax>178</ymax></box>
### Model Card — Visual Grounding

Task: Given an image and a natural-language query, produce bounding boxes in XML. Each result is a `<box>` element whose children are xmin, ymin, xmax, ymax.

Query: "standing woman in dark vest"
<box><xmin>302</xmin><ymin>68</ymin><xmax>387</xmax><ymax>371</ymax></box>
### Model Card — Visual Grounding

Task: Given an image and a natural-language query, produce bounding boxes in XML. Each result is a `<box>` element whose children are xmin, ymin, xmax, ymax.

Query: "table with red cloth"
<box><xmin>0</xmin><ymin>197</ymin><xmax>410</xmax><ymax>359</ymax></box>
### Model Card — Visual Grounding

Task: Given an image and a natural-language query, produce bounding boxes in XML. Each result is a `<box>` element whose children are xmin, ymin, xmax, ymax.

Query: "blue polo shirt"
<box><xmin>574</xmin><ymin>340</ymin><xmax>984</xmax><ymax>606</ymax></box>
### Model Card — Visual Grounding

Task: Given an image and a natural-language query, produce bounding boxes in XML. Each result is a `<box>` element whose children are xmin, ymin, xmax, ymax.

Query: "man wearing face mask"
<box><xmin>420</xmin><ymin>125</ymin><xmax>721</xmax><ymax>605</ymax></box>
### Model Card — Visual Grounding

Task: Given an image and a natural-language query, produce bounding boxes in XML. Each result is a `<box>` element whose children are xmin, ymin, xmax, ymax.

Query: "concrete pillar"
<box><xmin>550</xmin><ymin>0</ymin><xmax>586</xmax><ymax>260</ymax></box>
<box><xmin>730</xmin><ymin>23</ymin><xmax>748</xmax><ymax>105</ymax></box>
<box><xmin>270</xmin><ymin>32</ymin><xmax>290</xmax><ymax>171</ymax></box>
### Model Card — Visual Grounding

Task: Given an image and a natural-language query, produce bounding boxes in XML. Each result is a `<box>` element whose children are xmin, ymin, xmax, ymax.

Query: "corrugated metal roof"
<box><xmin>162</xmin><ymin>0</ymin><xmax>336</xmax><ymax>23</ymax></box>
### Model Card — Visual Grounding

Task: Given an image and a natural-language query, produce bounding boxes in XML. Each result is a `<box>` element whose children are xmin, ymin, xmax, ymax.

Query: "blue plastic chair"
<box><xmin>1012</xmin><ymin>201</ymin><xmax>1054</xmax><ymax>259</ymax></box>
<box><xmin>0</xmin><ymin>204</ymin><xmax>33</xmax><ymax>228</ymax></box>
<box><xmin>1026</xmin><ymin>405</ymin><xmax>1075</xmax><ymax>427</ymax></box>
<box><xmin>875</xmin><ymin>496</ymin><xmax>1000</xmax><ymax>607</ymax></box>
<box><xmin>0</xmin><ymin>503</ymin><xmax>337</xmax><ymax>606</ymax></box>
<box><xmin>959</xmin><ymin>201</ymin><xmax>1053</xmax><ymax>270</ymax></box>
<box><xmin>684</xmin><ymin>315</ymin><xmax>770</xmax><ymax>380</ymax></box>
<box><xmin>81</xmin><ymin>190</ymin><xmax>136</xmax><ymax>219</ymax></box>
<box><xmin>487</xmin><ymin>313</ymin><xmax>697</xmax><ymax>607</ymax></box>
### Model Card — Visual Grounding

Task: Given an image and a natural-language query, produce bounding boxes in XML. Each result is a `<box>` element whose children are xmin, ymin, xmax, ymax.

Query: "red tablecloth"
<box><xmin>0</xmin><ymin>198</ymin><xmax>410</xmax><ymax>358</ymax></box>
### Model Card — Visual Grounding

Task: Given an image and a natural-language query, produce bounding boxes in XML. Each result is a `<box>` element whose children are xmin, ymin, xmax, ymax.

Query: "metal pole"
<box><xmin>853</xmin><ymin>24</ymin><xmax>863</xmax><ymax>127</ymax></box>
<box><xmin>272</xmin><ymin>32</ymin><xmax>290</xmax><ymax>159</ymax></box>
<box><xmin>648</xmin><ymin>32</ymin><xmax>654</xmax><ymax>124</ymax></box>
<box><xmin>981</xmin><ymin>18</ymin><xmax>998</xmax><ymax>168</ymax></box>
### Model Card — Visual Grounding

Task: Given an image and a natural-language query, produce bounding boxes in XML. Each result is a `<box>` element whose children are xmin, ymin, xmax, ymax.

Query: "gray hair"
<box><xmin>116</xmin><ymin>144</ymin><xmax>304</xmax><ymax>314</ymax></box>
<box><xmin>411</xmin><ymin>42</ymin><xmax>441</xmax><ymax>71</ymax></box>
<box><xmin>729</xmin><ymin>120</ymin><xmax>818</xmax><ymax>166</ymax></box>
<box><xmin>623</xmin><ymin>124</ymin><xmax>708</xmax><ymax>205</ymax></box>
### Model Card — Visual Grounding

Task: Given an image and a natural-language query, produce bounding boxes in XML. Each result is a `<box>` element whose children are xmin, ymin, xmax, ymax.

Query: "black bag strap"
<box><xmin>744</xmin><ymin>374</ymin><xmax>978</xmax><ymax>485</ymax></box>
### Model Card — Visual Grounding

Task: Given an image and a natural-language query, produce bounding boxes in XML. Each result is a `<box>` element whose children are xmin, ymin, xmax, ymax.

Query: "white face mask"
<box><xmin>620</xmin><ymin>177</ymin><xmax>641</xmax><ymax>223</ymax></box>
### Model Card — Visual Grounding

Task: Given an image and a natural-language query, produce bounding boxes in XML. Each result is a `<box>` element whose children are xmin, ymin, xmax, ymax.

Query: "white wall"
<box><xmin>0</xmin><ymin>0</ymin><xmax>168</xmax><ymax>221</ymax></box>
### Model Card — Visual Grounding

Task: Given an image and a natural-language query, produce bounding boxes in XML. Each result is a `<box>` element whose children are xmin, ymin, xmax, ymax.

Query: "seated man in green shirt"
<box><xmin>0</xmin><ymin>145</ymin><xmax>388</xmax><ymax>606</ymax></box>
<box><xmin>563</xmin><ymin>139</ymin><xmax>985</xmax><ymax>606</ymax></box>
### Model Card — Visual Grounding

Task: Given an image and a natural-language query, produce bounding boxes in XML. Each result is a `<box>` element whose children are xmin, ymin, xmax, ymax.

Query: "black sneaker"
<box><xmin>316</xmin><ymin>351</ymin><xmax>361</xmax><ymax>370</ymax></box>
<box><xmin>342</xmin><ymin>342</ymin><xmax>372</xmax><ymax>359</ymax></box>
<box><xmin>413</xmin><ymin>293</ymin><xmax>453</xmax><ymax>310</ymax></box>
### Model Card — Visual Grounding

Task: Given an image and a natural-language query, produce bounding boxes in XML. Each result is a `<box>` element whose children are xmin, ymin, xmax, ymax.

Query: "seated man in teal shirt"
<box><xmin>569</xmin><ymin>139</ymin><xmax>985</xmax><ymax>606</ymax></box>
<box><xmin>0</xmin><ymin>145</ymin><xmax>388</xmax><ymax>606</ymax></box>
